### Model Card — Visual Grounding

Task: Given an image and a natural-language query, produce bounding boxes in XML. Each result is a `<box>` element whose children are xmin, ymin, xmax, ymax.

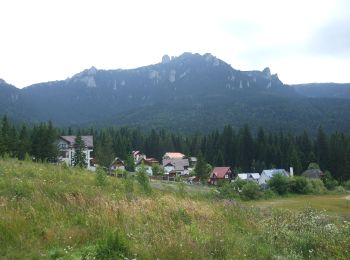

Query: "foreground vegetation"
<box><xmin>0</xmin><ymin>158</ymin><xmax>350</xmax><ymax>259</ymax></box>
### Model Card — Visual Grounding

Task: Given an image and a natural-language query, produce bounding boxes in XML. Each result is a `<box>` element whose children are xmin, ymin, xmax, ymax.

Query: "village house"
<box><xmin>58</xmin><ymin>135</ymin><xmax>96</xmax><ymax>171</ymax></box>
<box><xmin>132</xmin><ymin>150</ymin><xmax>146</xmax><ymax>163</ymax></box>
<box><xmin>135</xmin><ymin>157</ymin><xmax>160</xmax><ymax>176</ymax></box>
<box><xmin>258</xmin><ymin>169</ymin><xmax>290</xmax><ymax>186</ymax></box>
<box><xmin>237</xmin><ymin>173</ymin><xmax>260</xmax><ymax>182</ymax></box>
<box><xmin>302</xmin><ymin>169</ymin><xmax>324</xmax><ymax>179</ymax></box>
<box><xmin>163</xmin><ymin>152</ymin><xmax>185</xmax><ymax>160</ymax></box>
<box><xmin>162</xmin><ymin>152</ymin><xmax>190</xmax><ymax>176</ymax></box>
<box><xmin>209</xmin><ymin>167</ymin><xmax>233</xmax><ymax>185</ymax></box>
<box><xmin>162</xmin><ymin>158</ymin><xmax>190</xmax><ymax>176</ymax></box>
<box><xmin>110</xmin><ymin>157</ymin><xmax>125</xmax><ymax>171</ymax></box>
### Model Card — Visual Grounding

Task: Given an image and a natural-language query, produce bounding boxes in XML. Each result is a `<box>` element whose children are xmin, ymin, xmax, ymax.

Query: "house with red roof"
<box><xmin>209</xmin><ymin>167</ymin><xmax>233</xmax><ymax>185</ymax></box>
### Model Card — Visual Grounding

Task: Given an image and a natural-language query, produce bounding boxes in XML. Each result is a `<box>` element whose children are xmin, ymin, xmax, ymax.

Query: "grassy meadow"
<box><xmin>0</xmin><ymin>158</ymin><xmax>349</xmax><ymax>259</ymax></box>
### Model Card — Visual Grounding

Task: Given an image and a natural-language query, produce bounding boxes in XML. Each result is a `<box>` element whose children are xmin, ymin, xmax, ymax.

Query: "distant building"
<box><xmin>110</xmin><ymin>157</ymin><xmax>125</xmax><ymax>171</ymax></box>
<box><xmin>135</xmin><ymin>157</ymin><xmax>160</xmax><ymax>176</ymax></box>
<box><xmin>58</xmin><ymin>136</ymin><xmax>96</xmax><ymax>171</ymax></box>
<box><xmin>209</xmin><ymin>167</ymin><xmax>233</xmax><ymax>185</ymax></box>
<box><xmin>163</xmin><ymin>152</ymin><xmax>185</xmax><ymax>160</ymax></box>
<box><xmin>132</xmin><ymin>151</ymin><xmax>146</xmax><ymax>163</ymax></box>
<box><xmin>237</xmin><ymin>173</ymin><xmax>260</xmax><ymax>182</ymax></box>
<box><xmin>258</xmin><ymin>169</ymin><xmax>289</xmax><ymax>186</ymax></box>
<box><xmin>162</xmin><ymin>158</ymin><xmax>190</xmax><ymax>176</ymax></box>
<box><xmin>302</xmin><ymin>169</ymin><xmax>324</xmax><ymax>179</ymax></box>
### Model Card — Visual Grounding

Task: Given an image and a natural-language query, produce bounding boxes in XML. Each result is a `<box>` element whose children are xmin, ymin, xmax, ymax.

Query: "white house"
<box><xmin>58</xmin><ymin>136</ymin><xmax>96</xmax><ymax>171</ymax></box>
<box><xmin>258</xmin><ymin>169</ymin><xmax>289</xmax><ymax>186</ymax></box>
<box><xmin>237</xmin><ymin>173</ymin><xmax>260</xmax><ymax>182</ymax></box>
<box><xmin>132</xmin><ymin>150</ymin><xmax>146</xmax><ymax>163</ymax></box>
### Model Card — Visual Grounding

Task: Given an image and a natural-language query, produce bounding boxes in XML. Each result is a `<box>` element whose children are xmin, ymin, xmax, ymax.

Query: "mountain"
<box><xmin>292</xmin><ymin>83</ymin><xmax>350</xmax><ymax>99</ymax></box>
<box><xmin>1</xmin><ymin>52</ymin><xmax>350</xmax><ymax>134</ymax></box>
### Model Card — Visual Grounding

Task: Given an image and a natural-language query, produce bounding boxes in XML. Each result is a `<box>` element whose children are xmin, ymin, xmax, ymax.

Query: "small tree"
<box><xmin>195</xmin><ymin>154</ymin><xmax>211</xmax><ymax>182</ymax></box>
<box><xmin>125</xmin><ymin>154</ymin><xmax>135</xmax><ymax>172</ymax></box>
<box><xmin>241</xmin><ymin>182</ymin><xmax>262</xmax><ymax>200</ymax></box>
<box><xmin>151</xmin><ymin>163</ymin><xmax>163</xmax><ymax>176</ymax></box>
<box><xmin>73</xmin><ymin>134</ymin><xmax>87</xmax><ymax>168</ymax></box>
<box><xmin>268</xmin><ymin>174</ymin><xmax>289</xmax><ymax>195</ymax></box>
<box><xmin>321</xmin><ymin>171</ymin><xmax>338</xmax><ymax>190</ymax></box>
<box><xmin>307</xmin><ymin>162</ymin><xmax>320</xmax><ymax>170</ymax></box>
<box><xmin>289</xmin><ymin>176</ymin><xmax>312</xmax><ymax>194</ymax></box>
<box><xmin>136</xmin><ymin>163</ymin><xmax>151</xmax><ymax>194</ymax></box>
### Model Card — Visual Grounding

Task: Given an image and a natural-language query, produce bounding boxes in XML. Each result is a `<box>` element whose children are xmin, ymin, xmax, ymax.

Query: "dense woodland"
<box><xmin>0</xmin><ymin>116</ymin><xmax>349</xmax><ymax>182</ymax></box>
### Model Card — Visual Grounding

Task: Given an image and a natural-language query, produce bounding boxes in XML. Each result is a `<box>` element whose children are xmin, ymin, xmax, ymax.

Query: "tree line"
<box><xmin>0</xmin><ymin>116</ymin><xmax>349</xmax><ymax>181</ymax></box>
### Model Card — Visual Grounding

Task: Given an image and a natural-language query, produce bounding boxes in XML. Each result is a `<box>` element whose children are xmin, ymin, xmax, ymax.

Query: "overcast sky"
<box><xmin>1</xmin><ymin>0</ymin><xmax>350</xmax><ymax>88</ymax></box>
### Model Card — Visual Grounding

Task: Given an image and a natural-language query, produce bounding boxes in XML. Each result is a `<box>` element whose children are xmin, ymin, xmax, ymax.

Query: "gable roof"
<box><xmin>302</xmin><ymin>169</ymin><xmax>324</xmax><ymax>179</ymax></box>
<box><xmin>210</xmin><ymin>167</ymin><xmax>232</xmax><ymax>178</ymax></box>
<box><xmin>163</xmin><ymin>158</ymin><xmax>189</xmax><ymax>171</ymax></box>
<box><xmin>261</xmin><ymin>169</ymin><xmax>289</xmax><ymax>178</ymax></box>
<box><xmin>163</xmin><ymin>152</ymin><xmax>185</xmax><ymax>159</ymax></box>
<box><xmin>60</xmin><ymin>136</ymin><xmax>93</xmax><ymax>148</ymax></box>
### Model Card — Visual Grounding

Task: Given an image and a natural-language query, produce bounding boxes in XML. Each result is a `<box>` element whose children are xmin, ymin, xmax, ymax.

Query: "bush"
<box><xmin>217</xmin><ymin>182</ymin><xmax>239</xmax><ymax>199</ymax></box>
<box><xmin>309</xmin><ymin>179</ymin><xmax>327</xmax><ymax>194</ymax></box>
<box><xmin>307</xmin><ymin>162</ymin><xmax>320</xmax><ymax>170</ymax></box>
<box><xmin>268</xmin><ymin>174</ymin><xmax>289</xmax><ymax>195</ymax></box>
<box><xmin>334</xmin><ymin>186</ymin><xmax>346</xmax><ymax>193</ymax></box>
<box><xmin>344</xmin><ymin>180</ymin><xmax>350</xmax><ymax>190</ymax></box>
<box><xmin>289</xmin><ymin>176</ymin><xmax>312</xmax><ymax>194</ymax></box>
<box><xmin>95</xmin><ymin>168</ymin><xmax>107</xmax><ymax>187</ymax></box>
<box><xmin>232</xmin><ymin>178</ymin><xmax>248</xmax><ymax>190</ymax></box>
<box><xmin>94</xmin><ymin>230</ymin><xmax>132</xmax><ymax>260</ymax></box>
<box><xmin>136</xmin><ymin>164</ymin><xmax>151</xmax><ymax>194</ymax></box>
<box><xmin>262</xmin><ymin>189</ymin><xmax>277</xmax><ymax>199</ymax></box>
<box><xmin>321</xmin><ymin>171</ymin><xmax>338</xmax><ymax>190</ymax></box>
<box><xmin>241</xmin><ymin>182</ymin><xmax>262</xmax><ymax>200</ymax></box>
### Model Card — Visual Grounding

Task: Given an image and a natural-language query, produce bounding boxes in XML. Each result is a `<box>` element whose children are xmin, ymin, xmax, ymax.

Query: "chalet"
<box><xmin>110</xmin><ymin>157</ymin><xmax>125</xmax><ymax>171</ymax></box>
<box><xmin>58</xmin><ymin>135</ymin><xmax>96</xmax><ymax>171</ymax></box>
<box><xmin>258</xmin><ymin>169</ymin><xmax>290</xmax><ymax>186</ymax></box>
<box><xmin>237</xmin><ymin>173</ymin><xmax>260</xmax><ymax>182</ymax></box>
<box><xmin>135</xmin><ymin>158</ymin><xmax>159</xmax><ymax>176</ymax></box>
<box><xmin>162</xmin><ymin>158</ymin><xmax>190</xmax><ymax>176</ymax></box>
<box><xmin>209</xmin><ymin>167</ymin><xmax>233</xmax><ymax>185</ymax></box>
<box><xmin>132</xmin><ymin>150</ymin><xmax>146</xmax><ymax>163</ymax></box>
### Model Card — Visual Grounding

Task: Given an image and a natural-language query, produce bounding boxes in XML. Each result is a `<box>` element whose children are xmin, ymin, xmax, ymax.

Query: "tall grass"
<box><xmin>0</xmin><ymin>158</ymin><xmax>349</xmax><ymax>259</ymax></box>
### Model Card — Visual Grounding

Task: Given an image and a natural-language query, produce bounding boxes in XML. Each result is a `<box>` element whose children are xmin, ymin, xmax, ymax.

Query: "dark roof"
<box><xmin>60</xmin><ymin>136</ymin><xmax>93</xmax><ymax>148</ymax></box>
<box><xmin>210</xmin><ymin>167</ymin><xmax>232</xmax><ymax>178</ymax></box>
<box><xmin>302</xmin><ymin>169</ymin><xmax>324</xmax><ymax>179</ymax></box>
<box><xmin>163</xmin><ymin>158</ymin><xmax>189</xmax><ymax>171</ymax></box>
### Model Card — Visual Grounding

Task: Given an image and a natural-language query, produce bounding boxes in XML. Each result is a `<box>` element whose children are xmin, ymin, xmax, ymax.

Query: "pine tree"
<box><xmin>73</xmin><ymin>134</ymin><xmax>87</xmax><ymax>168</ymax></box>
<box><xmin>195</xmin><ymin>153</ymin><xmax>211</xmax><ymax>181</ymax></box>
<box><xmin>18</xmin><ymin>125</ymin><xmax>31</xmax><ymax>160</ymax></box>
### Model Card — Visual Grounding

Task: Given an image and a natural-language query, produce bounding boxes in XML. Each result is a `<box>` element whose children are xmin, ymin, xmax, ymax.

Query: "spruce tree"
<box><xmin>73</xmin><ymin>134</ymin><xmax>87</xmax><ymax>168</ymax></box>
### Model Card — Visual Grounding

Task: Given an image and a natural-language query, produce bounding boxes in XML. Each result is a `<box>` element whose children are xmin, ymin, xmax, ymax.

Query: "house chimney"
<box><xmin>289</xmin><ymin>167</ymin><xmax>294</xmax><ymax>177</ymax></box>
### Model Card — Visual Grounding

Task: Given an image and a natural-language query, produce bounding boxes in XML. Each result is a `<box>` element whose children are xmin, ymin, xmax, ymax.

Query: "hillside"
<box><xmin>1</xmin><ymin>53</ymin><xmax>350</xmax><ymax>134</ymax></box>
<box><xmin>0</xmin><ymin>158</ymin><xmax>349</xmax><ymax>259</ymax></box>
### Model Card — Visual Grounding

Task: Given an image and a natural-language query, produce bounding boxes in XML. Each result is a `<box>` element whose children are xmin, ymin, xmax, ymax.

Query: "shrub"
<box><xmin>334</xmin><ymin>186</ymin><xmax>346</xmax><ymax>193</ymax></box>
<box><xmin>289</xmin><ymin>176</ymin><xmax>312</xmax><ymax>194</ymax></box>
<box><xmin>309</xmin><ymin>179</ymin><xmax>327</xmax><ymax>194</ymax></box>
<box><xmin>94</xmin><ymin>230</ymin><xmax>132</xmax><ymax>260</ymax></box>
<box><xmin>263</xmin><ymin>189</ymin><xmax>277</xmax><ymax>199</ymax></box>
<box><xmin>321</xmin><ymin>171</ymin><xmax>338</xmax><ymax>190</ymax></box>
<box><xmin>232</xmin><ymin>178</ymin><xmax>248</xmax><ymax>190</ymax></box>
<box><xmin>95</xmin><ymin>168</ymin><xmax>107</xmax><ymax>187</ymax></box>
<box><xmin>344</xmin><ymin>180</ymin><xmax>350</xmax><ymax>190</ymax></box>
<box><xmin>268</xmin><ymin>174</ymin><xmax>289</xmax><ymax>195</ymax></box>
<box><xmin>177</xmin><ymin>182</ymin><xmax>186</xmax><ymax>197</ymax></box>
<box><xmin>241</xmin><ymin>182</ymin><xmax>262</xmax><ymax>200</ymax></box>
<box><xmin>307</xmin><ymin>162</ymin><xmax>320</xmax><ymax>170</ymax></box>
<box><xmin>123</xmin><ymin>172</ymin><xmax>134</xmax><ymax>200</ymax></box>
<box><xmin>217</xmin><ymin>182</ymin><xmax>239</xmax><ymax>199</ymax></box>
<box><xmin>136</xmin><ymin>164</ymin><xmax>151</xmax><ymax>194</ymax></box>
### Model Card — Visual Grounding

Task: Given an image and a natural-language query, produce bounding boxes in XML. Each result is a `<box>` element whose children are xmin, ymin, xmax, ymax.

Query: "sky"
<box><xmin>1</xmin><ymin>0</ymin><xmax>350</xmax><ymax>88</ymax></box>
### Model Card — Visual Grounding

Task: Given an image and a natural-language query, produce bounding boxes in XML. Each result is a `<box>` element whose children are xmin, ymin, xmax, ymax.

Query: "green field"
<box><xmin>0</xmin><ymin>158</ymin><xmax>349</xmax><ymax>259</ymax></box>
<box><xmin>247</xmin><ymin>194</ymin><xmax>350</xmax><ymax>218</ymax></box>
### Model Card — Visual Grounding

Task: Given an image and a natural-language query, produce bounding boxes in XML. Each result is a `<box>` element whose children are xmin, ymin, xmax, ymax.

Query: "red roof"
<box><xmin>210</xmin><ymin>167</ymin><xmax>232</xmax><ymax>178</ymax></box>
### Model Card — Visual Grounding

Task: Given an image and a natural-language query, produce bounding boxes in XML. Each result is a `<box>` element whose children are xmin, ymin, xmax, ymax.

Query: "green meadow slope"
<box><xmin>0</xmin><ymin>158</ymin><xmax>349</xmax><ymax>259</ymax></box>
